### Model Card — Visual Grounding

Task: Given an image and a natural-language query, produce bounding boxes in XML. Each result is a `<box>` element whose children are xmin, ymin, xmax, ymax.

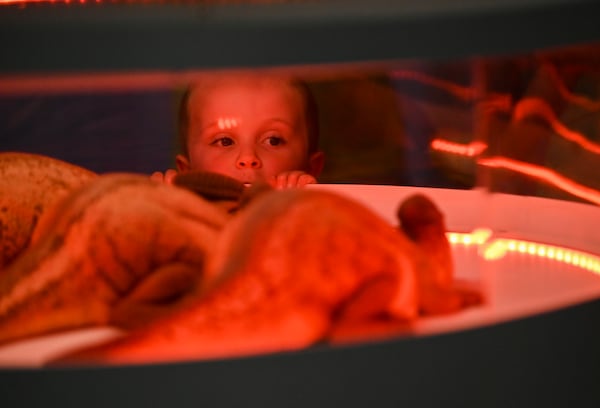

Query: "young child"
<box><xmin>151</xmin><ymin>73</ymin><xmax>324</xmax><ymax>189</ymax></box>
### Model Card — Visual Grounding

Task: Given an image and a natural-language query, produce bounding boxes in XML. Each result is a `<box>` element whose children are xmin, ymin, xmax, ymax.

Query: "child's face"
<box><xmin>177</xmin><ymin>77</ymin><xmax>318</xmax><ymax>185</ymax></box>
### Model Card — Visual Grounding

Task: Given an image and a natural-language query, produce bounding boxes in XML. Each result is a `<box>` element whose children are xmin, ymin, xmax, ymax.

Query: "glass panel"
<box><xmin>2</xmin><ymin>31</ymin><xmax>600</xmax><ymax>364</ymax></box>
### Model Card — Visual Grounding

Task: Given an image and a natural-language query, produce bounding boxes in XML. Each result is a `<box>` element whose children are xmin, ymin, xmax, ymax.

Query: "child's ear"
<box><xmin>175</xmin><ymin>154</ymin><xmax>190</xmax><ymax>172</ymax></box>
<box><xmin>308</xmin><ymin>151</ymin><xmax>325</xmax><ymax>178</ymax></box>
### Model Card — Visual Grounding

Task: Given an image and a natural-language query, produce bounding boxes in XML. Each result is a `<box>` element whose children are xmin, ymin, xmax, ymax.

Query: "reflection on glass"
<box><xmin>2</xmin><ymin>40</ymin><xmax>600</xmax><ymax>365</ymax></box>
<box><xmin>419</xmin><ymin>43</ymin><xmax>600</xmax><ymax>206</ymax></box>
<box><xmin>2</xmin><ymin>42</ymin><xmax>600</xmax><ymax>203</ymax></box>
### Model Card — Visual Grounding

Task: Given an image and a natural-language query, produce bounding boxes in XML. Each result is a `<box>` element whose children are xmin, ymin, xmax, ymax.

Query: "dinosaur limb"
<box><xmin>51</xmin><ymin>302</ymin><xmax>331</xmax><ymax>365</ymax></box>
<box><xmin>0</xmin><ymin>152</ymin><xmax>96</xmax><ymax>269</ymax></box>
<box><xmin>0</xmin><ymin>174</ymin><xmax>229</xmax><ymax>345</ymax></box>
<box><xmin>48</xmin><ymin>188</ymin><xmax>422</xmax><ymax>366</ymax></box>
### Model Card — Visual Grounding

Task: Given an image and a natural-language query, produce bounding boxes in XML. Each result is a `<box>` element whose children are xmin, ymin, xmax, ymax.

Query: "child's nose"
<box><xmin>236</xmin><ymin>152</ymin><xmax>262</xmax><ymax>169</ymax></box>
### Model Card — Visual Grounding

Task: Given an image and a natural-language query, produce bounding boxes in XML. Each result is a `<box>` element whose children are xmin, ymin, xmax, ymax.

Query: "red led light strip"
<box><xmin>430</xmin><ymin>139</ymin><xmax>487</xmax><ymax>157</ymax></box>
<box><xmin>0</xmin><ymin>0</ymin><xmax>165</xmax><ymax>4</ymax></box>
<box><xmin>1</xmin><ymin>0</ymin><xmax>83</xmax><ymax>3</ymax></box>
<box><xmin>430</xmin><ymin>137</ymin><xmax>600</xmax><ymax>206</ymax></box>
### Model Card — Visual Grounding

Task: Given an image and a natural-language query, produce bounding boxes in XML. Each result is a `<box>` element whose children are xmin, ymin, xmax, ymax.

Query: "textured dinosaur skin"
<box><xmin>0</xmin><ymin>153</ymin><xmax>480</xmax><ymax>366</ymax></box>
<box><xmin>0</xmin><ymin>152</ymin><xmax>97</xmax><ymax>269</ymax></box>
<box><xmin>0</xmin><ymin>173</ymin><xmax>231</xmax><ymax>345</ymax></box>
<box><xmin>50</xmin><ymin>188</ymin><xmax>469</xmax><ymax>366</ymax></box>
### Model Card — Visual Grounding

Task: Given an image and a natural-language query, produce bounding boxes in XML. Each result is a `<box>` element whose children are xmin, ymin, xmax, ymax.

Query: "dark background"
<box><xmin>0</xmin><ymin>91</ymin><xmax>177</xmax><ymax>174</ymax></box>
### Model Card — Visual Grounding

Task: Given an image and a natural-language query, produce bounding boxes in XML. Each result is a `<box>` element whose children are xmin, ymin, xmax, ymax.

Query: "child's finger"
<box><xmin>275</xmin><ymin>174</ymin><xmax>288</xmax><ymax>189</ymax></box>
<box><xmin>150</xmin><ymin>170</ymin><xmax>178</xmax><ymax>185</ymax></box>
<box><xmin>164</xmin><ymin>169</ymin><xmax>178</xmax><ymax>185</ymax></box>
<box><xmin>150</xmin><ymin>172</ymin><xmax>165</xmax><ymax>183</ymax></box>
<box><xmin>285</xmin><ymin>171</ymin><xmax>303</xmax><ymax>188</ymax></box>
<box><xmin>273</xmin><ymin>172</ymin><xmax>317</xmax><ymax>189</ymax></box>
<box><xmin>297</xmin><ymin>174</ymin><xmax>317</xmax><ymax>187</ymax></box>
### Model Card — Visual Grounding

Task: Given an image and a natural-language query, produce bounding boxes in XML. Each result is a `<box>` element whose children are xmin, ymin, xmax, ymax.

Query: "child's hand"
<box><xmin>150</xmin><ymin>169</ymin><xmax>178</xmax><ymax>185</ymax></box>
<box><xmin>271</xmin><ymin>171</ymin><xmax>317</xmax><ymax>189</ymax></box>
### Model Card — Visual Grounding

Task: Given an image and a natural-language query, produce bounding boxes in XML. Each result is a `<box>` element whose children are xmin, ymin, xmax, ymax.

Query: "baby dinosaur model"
<box><xmin>0</xmin><ymin>152</ymin><xmax>480</xmax><ymax>365</ymax></box>
<box><xmin>50</xmin><ymin>186</ymin><xmax>478</xmax><ymax>366</ymax></box>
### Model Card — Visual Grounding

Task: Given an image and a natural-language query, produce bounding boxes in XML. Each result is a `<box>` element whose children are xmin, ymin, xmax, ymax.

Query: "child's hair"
<box><xmin>176</xmin><ymin>77</ymin><xmax>320</xmax><ymax>158</ymax></box>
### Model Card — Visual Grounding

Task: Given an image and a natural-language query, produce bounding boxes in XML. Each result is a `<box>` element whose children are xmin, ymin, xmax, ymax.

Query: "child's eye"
<box><xmin>211</xmin><ymin>136</ymin><xmax>235</xmax><ymax>147</ymax></box>
<box><xmin>263</xmin><ymin>135</ymin><xmax>286</xmax><ymax>147</ymax></box>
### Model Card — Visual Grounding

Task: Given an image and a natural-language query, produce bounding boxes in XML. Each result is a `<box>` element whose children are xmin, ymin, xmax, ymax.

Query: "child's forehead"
<box><xmin>188</xmin><ymin>75</ymin><xmax>304</xmax><ymax>107</ymax></box>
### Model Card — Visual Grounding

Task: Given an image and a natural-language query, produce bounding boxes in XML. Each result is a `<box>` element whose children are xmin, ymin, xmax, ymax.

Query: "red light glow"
<box><xmin>0</xmin><ymin>0</ymin><xmax>281</xmax><ymax>4</ymax></box>
<box><xmin>477</xmin><ymin>156</ymin><xmax>600</xmax><ymax>206</ymax></box>
<box><xmin>391</xmin><ymin>70</ymin><xmax>511</xmax><ymax>105</ymax></box>
<box><xmin>448</xmin><ymin>229</ymin><xmax>600</xmax><ymax>275</ymax></box>
<box><xmin>430</xmin><ymin>139</ymin><xmax>488</xmax><ymax>157</ymax></box>
<box><xmin>430</xmin><ymin>137</ymin><xmax>600</xmax><ymax>206</ymax></box>
<box><xmin>0</xmin><ymin>0</ymin><xmax>171</xmax><ymax>4</ymax></box>
<box><xmin>513</xmin><ymin>97</ymin><xmax>600</xmax><ymax>155</ymax></box>
<box><xmin>544</xmin><ymin>64</ymin><xmax>600</xmax><ymax>111</ymax></box>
